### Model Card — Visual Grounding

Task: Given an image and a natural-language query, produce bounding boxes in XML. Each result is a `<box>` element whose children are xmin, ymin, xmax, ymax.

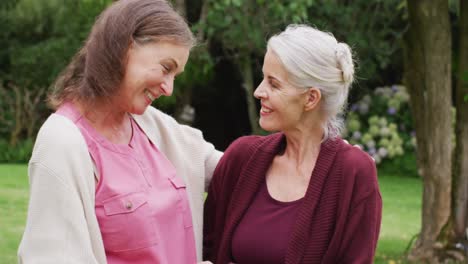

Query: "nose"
<box><xmin>254</xmin><ymin>80</ymin><xmax>267</xmax><ymax>99</ymax></box>
<box><xmin>160</xmin><ymin>75</ymin><xmax>174</xmax><ymax>96</ymax></box>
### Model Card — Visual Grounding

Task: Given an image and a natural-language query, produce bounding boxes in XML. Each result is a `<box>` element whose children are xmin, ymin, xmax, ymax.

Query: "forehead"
<box><xmin>129</xmin><ymin>41</ymin><xmax>190</xmax><ymax>67</ymax></box>
<box><xmin>263</xmin><ymin>48</ymin><xmax>289</xmax><ymax>81</ymax></box>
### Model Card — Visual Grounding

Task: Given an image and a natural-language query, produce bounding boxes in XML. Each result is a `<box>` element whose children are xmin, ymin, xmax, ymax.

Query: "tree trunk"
<box><xmin>437</xmin><ymin>2</ymin><xmax>468</xmax><ymax>261</ymax></box>
<box><xmin>451</xmin><ymin>0</ymin><xmax>468</xmax><ymax>254</ymax></box>
<box><xmin>404</xmin><ymin>0</ymin><xmax>453</xmax><ymax>262</ymax></box>
<box><xmin>240</xmin><ymin>58</ymin><xmax>261</xmax><ymax>134</ymax></box>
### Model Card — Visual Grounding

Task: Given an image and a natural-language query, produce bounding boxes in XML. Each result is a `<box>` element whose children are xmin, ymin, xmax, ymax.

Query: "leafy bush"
<box><xmin>0</xmin><ymin>138</ymin><xmax>34</xmax><ymax>163</ymax></box>
<box><xmin>343</xmin><ymin>85</ymin><xmax>416</xmax><ymax>165</ymax></box>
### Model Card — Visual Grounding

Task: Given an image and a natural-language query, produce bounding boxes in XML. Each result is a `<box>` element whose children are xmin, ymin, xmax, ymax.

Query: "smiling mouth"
<box><xmin>145</xmin><ymin>89</ymin><xmax>156</xmax><ymax>101</ymax></box>
<box><xmin>261</xmin><ymin>107</ymin><xmax>272</xmax><ymax>113</ymax></box>
<box><xmin>260</xmin><ymin>104</ymin><xmax>273</xmax><ymax>114</ymax></box>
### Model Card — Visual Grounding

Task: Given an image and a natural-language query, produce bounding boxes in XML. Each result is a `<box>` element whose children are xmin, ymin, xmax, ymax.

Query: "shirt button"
<box><xmin>125</xmin><ymin>201</ymin><xmax>133</xmax><ymax>210</ymax></box>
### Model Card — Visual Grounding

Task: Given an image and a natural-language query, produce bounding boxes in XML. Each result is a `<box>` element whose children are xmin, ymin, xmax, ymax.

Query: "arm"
<box><xmin>203</xmin><ymin>169</ymin><xmax>219</xmax><ymax>262</ymax></box>
<box><xmin>339</xmin><ymin>189</ymin><xmax>382</xmax><ymax>263</ymax></box>
<box><xmin>203</xmin><ymin>136</ymin><xmax>256</xmax><ymax>262</ymax></box>
<box><xmin>338</xmin><ymin>156</ymin><xmax>382</xmax><ymax>263</ymax></box>
<box><xmin>176</xmin><ymin>124</ymin><xmax>223</xmax><ymax>190</ymax></box>
<box><xmin>203</xmin><ymin>147</ymin><xmax>231</xmax><ymax>262</ymax></box>
<box><xmin>18</xmin><ymin>163</ymin><xmax>101</xmax><ymax>264</ymax></box>
<box><xmin>18</xmin><ymin>115</ymin><xmax>104</xmax><ymax>264</ymax></box>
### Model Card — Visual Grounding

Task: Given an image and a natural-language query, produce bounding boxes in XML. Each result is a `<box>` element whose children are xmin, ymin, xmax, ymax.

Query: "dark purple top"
<box><xmin>231</xmin><ymin>180</ymin><xmax>303</xmax><ymax>264</ymax></box>
<box><xmin>204</xmin><ymin>134</ymin><xmax>382</xmax><ymax>263</ymax></box>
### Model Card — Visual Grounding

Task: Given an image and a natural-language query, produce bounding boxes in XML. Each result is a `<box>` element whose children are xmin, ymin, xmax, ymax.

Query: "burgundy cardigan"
<box><xmin>203</xmin><ymin>133</ymin><xmax>382</xmax><ymax>264</ymax></box>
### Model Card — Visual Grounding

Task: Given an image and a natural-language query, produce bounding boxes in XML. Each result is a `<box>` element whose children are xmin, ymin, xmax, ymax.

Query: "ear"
<box><xmin>304</xmin><ymin>88</ymin><xmax>321</xmax><ymax>111</ymax></box>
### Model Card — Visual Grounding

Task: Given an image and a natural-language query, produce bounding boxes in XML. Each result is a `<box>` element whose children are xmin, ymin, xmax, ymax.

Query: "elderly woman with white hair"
<box><xmin>203</xmin><ymin>24</ymin><xmax>382</xmax><ymax>264</ymax></box>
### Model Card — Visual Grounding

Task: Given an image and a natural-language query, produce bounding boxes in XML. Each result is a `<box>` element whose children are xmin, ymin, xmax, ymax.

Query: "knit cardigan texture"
<box><xmin>18</xmin><ymin>106</ymin><xmax>222</xmax><ymax>263</ymax></box>
<box><xmin>203</xmin><ymin>133</ymin><xmax>382</xmax><ymax>264</ymax></box>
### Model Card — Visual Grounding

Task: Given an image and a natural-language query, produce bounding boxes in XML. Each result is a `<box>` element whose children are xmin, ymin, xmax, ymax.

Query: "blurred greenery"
<box><xmin>344</xmin><ymin>85</ymin><xmax>416</xmax><ymax>166</ymax></box>
<box><xmin>0</xmin><ymin>0</ymin><xmax>408</xmax><ymax>156</ymax></box>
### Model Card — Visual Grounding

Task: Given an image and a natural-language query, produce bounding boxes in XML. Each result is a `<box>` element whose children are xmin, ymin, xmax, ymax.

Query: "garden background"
<box><xmin>1</xmin><ymin>0</ymin><xmax>467</xmax><ymax>263</ymax></box>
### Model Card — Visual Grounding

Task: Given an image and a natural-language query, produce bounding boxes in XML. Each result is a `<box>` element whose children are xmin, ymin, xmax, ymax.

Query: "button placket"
<box><xmin>135</xmin><ymin>157</ymin><xmax>152</xmax><ymax>187</ymax></box>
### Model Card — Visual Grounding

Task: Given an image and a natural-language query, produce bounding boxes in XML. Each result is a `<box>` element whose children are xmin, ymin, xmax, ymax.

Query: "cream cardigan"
<box><xmin>18</xmin><ymin>106</ymin><xmax>223</xmax><ymax>263</ymax></box>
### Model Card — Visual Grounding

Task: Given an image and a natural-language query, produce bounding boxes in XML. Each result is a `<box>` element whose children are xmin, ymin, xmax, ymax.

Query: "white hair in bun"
<box><xmin>267</xmin><ymin>24</ymin><xmax>355</xmax><ymax>140</ymax></box>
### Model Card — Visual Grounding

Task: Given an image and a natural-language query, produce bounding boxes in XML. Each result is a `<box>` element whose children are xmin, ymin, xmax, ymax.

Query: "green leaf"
<box><xmin>232</xmin><ymin>0</ymin><xmax>242</xmax><ymax>7</ymax></box>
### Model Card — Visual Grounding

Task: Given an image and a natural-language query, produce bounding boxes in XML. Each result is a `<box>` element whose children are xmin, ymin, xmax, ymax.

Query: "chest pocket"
<box><xmin>98</xmin><ymin>191</ymin><xmax>158</xmax><ymax>252</ymax></box>
<box><xmin>168</xmin><ymin>177</ymin><xmax>193</xmax><ymax>228</ymax></box>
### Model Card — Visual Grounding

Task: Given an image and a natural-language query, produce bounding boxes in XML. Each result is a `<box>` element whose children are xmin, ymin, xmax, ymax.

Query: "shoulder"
<box><xmin>139</xmin><ymin>106</ymin><xmax>178</xmax><ymax>127</ymax></box>
<box><xmin>335</xmin><ymin>138</ymin><xmax>379</xmax><ymax>195</ymax></box>
<box><xmin>32</xmin><ymin>114</ymin><xmax>87</xmax><ymax>154</ymax></box>
<box><xmin>30</xmin><ymin>114</ymin><xmax>92</xmax><ymax>175</ymax></box>
<box><xmin>223</xmin><ymin>134</ymin><xmax>273</xmax><ymax>158</ymax></box>
<box><xmin>338</xmin><ymin>139</ymin><xmax>375</xmax><ymax>171</ymax></box>
<box><xmin>136</xmin><ymin>106</ymin><xmax>205</xmax><ymax>140</ymax></box>
<box><xmin>217</xmin><ymin>133</ymin><xmax>278</xmax><ymax>169</ymax></box>
<box><xmin>225</xmin><ymin>135</ymin><xmax>262</xmax><ymax>151</ymax></box>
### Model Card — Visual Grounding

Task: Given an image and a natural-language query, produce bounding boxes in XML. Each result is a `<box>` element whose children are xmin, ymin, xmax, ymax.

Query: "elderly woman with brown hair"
<box><xmin>203</xmin><ymin>25</ymin><xmax>382</xmax><ymax>264</ymax></box>
<box><xmin>18</xmin><ymin>0</ymin><xmax>221</xmax><ymax>263</ymax></box>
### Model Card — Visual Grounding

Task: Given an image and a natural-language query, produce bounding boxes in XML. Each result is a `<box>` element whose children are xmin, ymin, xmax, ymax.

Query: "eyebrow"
<box><xmin>164</xmin><ymin>58</ymin><xmax>185</xmax><ymax>75</ymax></box>
<box><xmin>267</xmin><ymin>75</ymin><xmax>282</xmax><ymax>84</ymax></box>
<box><xmin>168</xmin><ymin>58</ymin><xmax>179</xmax><ymax>68</ymax></box>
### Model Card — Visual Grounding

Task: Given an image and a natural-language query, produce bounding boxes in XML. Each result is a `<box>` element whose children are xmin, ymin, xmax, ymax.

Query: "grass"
<box><xmin>375</xmin><ymin>172</ymin><xmax>422</xmax><ymax>263</ymax></box>
<box><xmin>0</xmin><ymin>164</ymin><xmax>29</xmax><ymax>264</ymax></box>
<box><xmin>0</xmin><ymin>164</ymin><xmax>422</xmax><ymax>264</ymax></box>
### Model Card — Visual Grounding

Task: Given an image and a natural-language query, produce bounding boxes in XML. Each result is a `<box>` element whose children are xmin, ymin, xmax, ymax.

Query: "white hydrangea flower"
<box><xmin>378</xmin><ymin>147</ymin><xmax>388</xmax><ymax>158</ymax></box>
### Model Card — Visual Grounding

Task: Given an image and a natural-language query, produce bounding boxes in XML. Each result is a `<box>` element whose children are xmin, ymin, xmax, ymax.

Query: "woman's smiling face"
<box><xmin>116</xmin><ymin>41</ymin><xmax>190</xmax><ymax>115</ymax></box>
<box><xmin>254</xmin><ymin>48</ymin><xmax>309</xmax><ymax>132</ymax></box>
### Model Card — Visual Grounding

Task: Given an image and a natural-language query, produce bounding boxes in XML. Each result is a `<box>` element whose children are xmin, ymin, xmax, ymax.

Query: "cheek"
<box><xmin>143</xmin><ymin>70</ymin><xmax>164</xmax><ymax>88</ymax></box>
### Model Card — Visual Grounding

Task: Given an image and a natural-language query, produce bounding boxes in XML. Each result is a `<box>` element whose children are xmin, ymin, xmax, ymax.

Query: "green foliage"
<box><xmin>305</xmin><ymin>0</ymin><xmax>405</xmax><ymax>88</ymax></box>
<box><xmin>378</xmin><ymin>152</ymin><xmax>418</xmax><ymax>178</ymax></box>
<box><xmin>0</xmin><ymin>0</ymin><xmax>112</xmax><ymax>162</ymax></box>
<box><xmin>1</xmin><ymin>0</ymin><xmax>112</xmax><ymax>87</ymax></box>
<box><xmin>202</xmin><ymin>0</ymin><xmax>314</xmax><ymax>58</ymax></box>
<box><xmin>343</xmin><ymin>85</ymin><xmax>416</xmax><ymax>166</ymax></box>
<box><xmin>0</xmin><ymin>138</ymin><xmax>34</xmax><ymax>163</ymax></box>
<box><xmin>0</xmin><ymin>0</ymin><xmax>411</xmax><ymax>161</ymax></box>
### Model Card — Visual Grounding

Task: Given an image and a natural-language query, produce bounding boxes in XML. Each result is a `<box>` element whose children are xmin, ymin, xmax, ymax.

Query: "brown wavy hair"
<box><xmin>48</xmin><ymin>0</ymin><xmax>195</xmax><ymax>109</ymax></box>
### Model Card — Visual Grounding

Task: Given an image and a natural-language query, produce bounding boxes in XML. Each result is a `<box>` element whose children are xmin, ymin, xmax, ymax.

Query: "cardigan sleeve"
<box><xmin>18</xmin><ymin>115</ymin><xmax>104</xmax><ymax>264</ymax></box>
<box><xmin>175</xmin><ymin>123</ymin><xmax>223</xmax><ymax>190</ymax></box>
<box><xmin>203</xmin><ymin>163</ymin><xmax>221</xmax><ymax>262</ymax></box>
<box><xmin>18</xmin><ymin>163</ymin><xmax>101</xmax><ymax>264</ymax></box>
<box><xmin>203</xmin><ymin>136</ymin><xmax>255</xmax><ymax>262</ymax></box>
<box><xmin>203</xmin><ymin>142</ymin><xmax>234</xmax><ymax>262</ymax></box>
<box><xmin>338</xmin><ymin>155</ymin><xmax>382</xmax><ymax>264</ymax></box>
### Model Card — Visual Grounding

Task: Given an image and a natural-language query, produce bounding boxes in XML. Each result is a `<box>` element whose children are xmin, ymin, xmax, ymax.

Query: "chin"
<box><xmin>259</xmin><ymin>120</ymin><xmax>278</xmax><ymax>132</ymax></box>
<box><xmin>130</xmin><ymin>105</ymin><xmax>149</xmax><ymax>115</ymax></box>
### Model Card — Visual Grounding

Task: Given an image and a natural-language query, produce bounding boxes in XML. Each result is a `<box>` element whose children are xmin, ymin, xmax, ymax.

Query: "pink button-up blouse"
<box><xmin>57</xmin><ymin>102</ymin><xmax>197</xmax><ymax>264</ymax></box>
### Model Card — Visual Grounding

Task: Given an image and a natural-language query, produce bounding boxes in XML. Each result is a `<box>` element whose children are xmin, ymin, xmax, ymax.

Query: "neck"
<box><xmin>75</xmin><ymin>100</ymin><xmax>131</xmax><ymax>144</ymax></box>
<box><xmin>282</xmin><ymin>122</ymin><xmax>324</xmax><ymax>168</ymax></box>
